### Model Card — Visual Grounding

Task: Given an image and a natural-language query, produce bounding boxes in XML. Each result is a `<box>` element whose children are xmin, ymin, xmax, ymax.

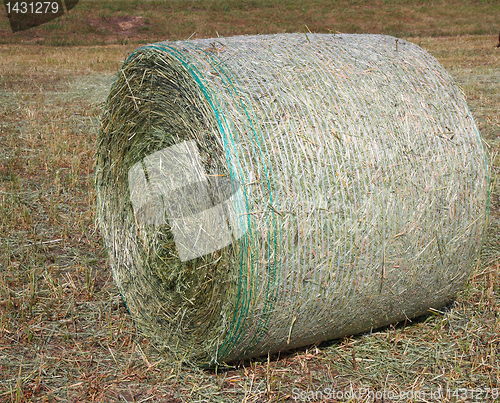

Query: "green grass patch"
<box><xmin>0</xmin><ymin>0</ymin><xmax>499</xmax><ymax>45</ymax></box>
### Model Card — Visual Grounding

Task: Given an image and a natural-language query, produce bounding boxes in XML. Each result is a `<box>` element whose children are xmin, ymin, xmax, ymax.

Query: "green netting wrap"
<box><xmin>95</xmin><ymin>33</ymin><xmax>489</xmax><ymax>366</ymax></box>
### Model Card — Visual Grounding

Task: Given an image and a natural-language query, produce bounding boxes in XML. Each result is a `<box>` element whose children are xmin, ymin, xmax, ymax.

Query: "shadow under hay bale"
<box><xmin>95</xmin><ymin>33</ymin><xmax>489</xmax><ymax>367</ymax></box>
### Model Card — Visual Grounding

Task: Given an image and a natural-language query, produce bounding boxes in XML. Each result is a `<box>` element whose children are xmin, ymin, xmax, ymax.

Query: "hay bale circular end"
<box><xmin>95</xmin><ymin>33</ymin><xmax>489</xmax><ymax>366</ymax></box>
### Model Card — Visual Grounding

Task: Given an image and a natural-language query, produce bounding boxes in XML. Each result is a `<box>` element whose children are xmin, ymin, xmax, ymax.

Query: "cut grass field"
<box><xmin>0</xmin><ymin>1</ymin><xmax>500</xmax><ymax>402</ymax></box>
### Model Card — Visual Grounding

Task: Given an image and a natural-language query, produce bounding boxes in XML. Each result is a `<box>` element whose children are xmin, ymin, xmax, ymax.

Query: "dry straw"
<box><xmin>95</xmin><ymin>33</ymin><xmax>489</xmax><ymax>366</ymax></box>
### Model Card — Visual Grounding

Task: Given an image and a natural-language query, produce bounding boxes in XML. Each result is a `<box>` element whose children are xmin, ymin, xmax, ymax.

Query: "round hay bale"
<box><xmin>95</xmin><ymin>33</ymin><xmax>489</xmax><ymax>366</ymax></box>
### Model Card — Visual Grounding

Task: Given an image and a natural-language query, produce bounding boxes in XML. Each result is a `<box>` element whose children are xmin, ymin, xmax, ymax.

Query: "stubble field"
<box><xmin>0</xmin><ymin>1</ymin><xmax>499</xmax><ymax>402</ymax></box>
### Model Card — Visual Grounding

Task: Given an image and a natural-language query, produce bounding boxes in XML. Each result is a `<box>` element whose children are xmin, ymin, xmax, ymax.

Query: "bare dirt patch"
<box><xmin>87</xmin><ymin>16</ymin><xmax>146</xmax><ymax>37</ymax></box>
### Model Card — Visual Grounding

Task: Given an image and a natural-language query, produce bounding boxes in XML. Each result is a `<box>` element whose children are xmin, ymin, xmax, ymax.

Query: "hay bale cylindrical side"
<box><xmin>95</xmin><ymin>33</ymin><xmax>489</xmax><ymax>366</ymax></box>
